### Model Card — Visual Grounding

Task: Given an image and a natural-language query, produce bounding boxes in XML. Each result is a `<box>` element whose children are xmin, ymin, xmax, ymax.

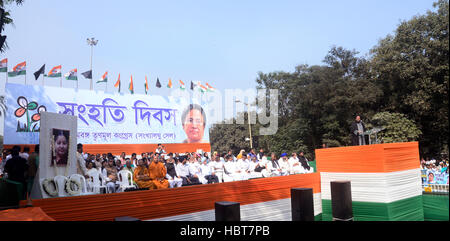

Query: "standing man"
<box><xmin>4</xmin><ymin>146</ymin><xmax>29</xmax><ymax>199</ymax></box>
<box><xmin>350</xmin><ymin>115</ymin><xmax>366</xmax><ymax>146</ymax></box>
<box><xmin>76</xmin><ymin>144</ymin><xmax>89</xmax><ymax>179</ymax></box>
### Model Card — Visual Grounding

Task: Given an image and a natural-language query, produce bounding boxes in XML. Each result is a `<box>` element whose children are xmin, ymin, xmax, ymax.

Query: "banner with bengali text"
<box><xmin>3</xmin><ymin>83</ymin><xmax>210</xmax><ymax>145</ymax></box>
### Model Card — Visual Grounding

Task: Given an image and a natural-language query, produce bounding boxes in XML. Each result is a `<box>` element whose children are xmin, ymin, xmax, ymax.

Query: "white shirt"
<box><xmin>176</xmin><ymin>162</ymin><xmax>190</xmax><ymax>177</ymax></box>
<box><xmin>224</xmin><ymin>161</ymin><xmax>237</xmax><ymax>174</ymax></box>
<box><xmin>200</xmin><ymin>163</ymin><xmax>212</xmax><ymax>176</ymax></box>
<box><xmin>188</xmin><ymin>162</ymin><xmax>201</xmax><ymax>176</ymax></box>
<box><xmin>211</xmin><ymin>161</ymin><xmax>224</xmax><ymax>173</ymax></box>
<box><xmin>237</xmin><ymin>159</ymin><xmax>251</xmax><ymax>172</ymax></box>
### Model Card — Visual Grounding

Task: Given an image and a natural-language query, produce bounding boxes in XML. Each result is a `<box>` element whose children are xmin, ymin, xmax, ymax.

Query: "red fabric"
<box><xmin>20</xmin><ymin>173</ymin><xmax>320</xmax><ymax>221</ymax></box>
<box><xmin>0</xmin><ymin>207</ymin><xmax>55</xmax><ymax>221</ymax></box>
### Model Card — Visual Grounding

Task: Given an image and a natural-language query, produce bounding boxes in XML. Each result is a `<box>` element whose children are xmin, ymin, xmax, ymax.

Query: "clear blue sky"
<box><xmin>0</xmin><ymin>0</ymin><xmax>438</xmax><ymax>94</ymax></box>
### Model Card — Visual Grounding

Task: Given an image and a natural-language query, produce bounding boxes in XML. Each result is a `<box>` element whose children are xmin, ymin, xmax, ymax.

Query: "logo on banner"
<box><xmin>14</xmin><ymin>96</ymin><xmax>47</xmax><ymax>132</ymax></box>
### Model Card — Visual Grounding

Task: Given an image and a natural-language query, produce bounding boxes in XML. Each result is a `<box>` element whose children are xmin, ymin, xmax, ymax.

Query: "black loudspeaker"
<box><xmin>291</xmin><ymin>188</ymin><xmax>314</xmax><ymax>221</ymax></box>
<box><xmin>215</xmin><ymin>201</ymin><xmax>240</xmax><ymax>221</ymax></box>
<box><xmin>330</xmin><ymin>181</ymin><xmax>353</xmax><ymax>221</ymax></box>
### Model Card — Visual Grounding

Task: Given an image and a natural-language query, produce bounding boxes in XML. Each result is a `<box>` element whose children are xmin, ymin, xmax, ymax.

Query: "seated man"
<box><xmin>236</xmin><ymin>154</ymin><xmax>251</xmax><ymax>180</ymax></box>
<box><xmin>165</xmin><ymin>157</ymin><xmax>183</xmax><ymax>188</ymax></box>
<box><xmin>199</xmin><ymin>159</ymin><xmax>219</xmax><ymax>184</ymax></box>
<box><xmin>209</xmin><ymin>156</ymin><xmax>225</xmax><ymax>183</ymax></box>
<box><xmin>149</xmin><ymin>156</ymin><xmax>169</xmax><ymax>189</ymax></box>
<box><xmin>278</xmin><ymin>153</ymin><xmax>291</xmax><ymax>176</ymax></box>
<box><xmin>104</xmin><ymin>157</ymin><xmax>118</xmax><ymax>193</ymax></box>
<box><xmin>176</xmin><ymin>157</ymin><xmax>200</xmax><ymax>186</ymax></box>
<box><xmin>223</xmin><ymin>155</ymin><xmax>239</xmax><ymax>182</ymax></box>
<box><xmin>288</xmin><ymin>153</ymin><xmax>304</xmax><ymax>174</ymax></box>
<box><xmin>266</xmin><ymin>153</ymin><xmax>282</xmax><ymax>177</ymax></box>
<box><xmin>248</xmin><ymin>155</ymin><xmax>264</xmax><ymax>178</ymax></box>
<box><xmin>133</xmin><ymin>159</ymin><xmax>154</xmax><ymax>189</ymax></box>
<box><xmin>187</xmin><ymin>157</ymin><xmax>204</xmax><ymax>184</ymax></box>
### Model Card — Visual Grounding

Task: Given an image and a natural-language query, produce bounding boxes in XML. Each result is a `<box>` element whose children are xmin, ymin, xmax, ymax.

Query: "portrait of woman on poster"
<box><xmin>51</xmin><ymin>129</ymin><xmax>70</xmax><ymax>166</ymax></box>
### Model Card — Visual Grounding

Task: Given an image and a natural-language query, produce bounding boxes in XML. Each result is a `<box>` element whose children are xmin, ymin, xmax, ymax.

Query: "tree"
<box><xmin>371</xmin><ymin>112</ymin><xmax>422</xmax><ymax>143</ymax></box>
<box><xmin>0</xmin><ymin>0</ymin><xmax>25</xmax><ymax>52</ymax></box>
<box><xmin>369</xmin><ymin>0</ymin><xmax>449</xmax><ymax>156</ymax></box>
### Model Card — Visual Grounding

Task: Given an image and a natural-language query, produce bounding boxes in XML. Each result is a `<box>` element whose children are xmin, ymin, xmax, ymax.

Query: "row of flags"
<box><xmin>0</xmin><ymin>58</ymin><xmax>216</xmax><ymax>94</ymax></box>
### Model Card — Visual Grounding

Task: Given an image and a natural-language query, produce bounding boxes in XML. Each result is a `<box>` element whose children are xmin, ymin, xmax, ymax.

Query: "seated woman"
<box><xmin>133</xmin><ymin>159</ymin><xmax>155</xmax><ymax>189</ymax></box>
<box><xmin>149</xmin><ymin>156</ymin><xmax>169</xmax><ymax>189</ymax></box>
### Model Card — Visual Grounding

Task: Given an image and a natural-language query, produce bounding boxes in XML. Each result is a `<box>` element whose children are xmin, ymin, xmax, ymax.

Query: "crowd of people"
<box><xmin>75</xmin><ymin>144</ymin><xmax>315</xmax><ymax>193</ymax></box>
<box><xmin>0</xmin><ymin>144</ymin><xmax>315</xmax><ymax>196</ymax></box>
<box><xmin>420</xmin><ymin>157</ymin><xmax>449</xmax><ymax>185</ymax></box>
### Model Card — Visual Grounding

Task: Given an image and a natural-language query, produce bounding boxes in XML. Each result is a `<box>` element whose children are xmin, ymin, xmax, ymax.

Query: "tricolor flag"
<box><xmin>145</xmin><ymin>76</ymin><xmax>149</xmax><ymax>94</ymax></box>
<box><xmin>179</xmin><ymin>80</ymin><xmax>185</xmax><ymax>90</ymax></box>
<box><xmin>8</xmin><ymin>61</ymin><xmax>26</xmax><ymax>77</ymax></box>
<box><xmin>46</xmin><ymin>65</ymin><xmax>62</xmax><ymax>78</ymax></box>
<box><xmin>167</xmin><ymin>78</ymin><xmax>172</xmax><ymax>88</ymax></box>
<box><xmin>0</xmin><ymin>58</ymin><xmax>7</xmax><ymax>72</ymax></box>
<box><xmin>97</xmin><ymin>71</ymin><xmax>108</xmax><ymax>83</ymax></box>
<box><xmin>206</xmin><ymin>83</ymin><xmax>215</xmax><ymax>92</ymax></box>
<box><xmin>64</xmin><ymin>68</ymin><xmax>78</xmax><ymax>80</ymax></box>
<box><xmin>114</xmin><ymin>73</ymin><xmax>121</xmax><ymax>93</ymax></box>
<box><xmin>129</xmin><ymin>75</ymin><xmax>134</xmax><ymax>94</ymax></box>
<box><xmin>199</xmin><ymin>83</ymin><xmax>208</xmax><ymax>93</ymax></box>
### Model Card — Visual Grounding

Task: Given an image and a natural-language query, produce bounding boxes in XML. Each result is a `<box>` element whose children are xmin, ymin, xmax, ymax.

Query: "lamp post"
<box><xmin>86</xmin><ymin>37</ymin><xmax>98</xmax><ymax>90</ymax></box>
<box><xmin>236</xmin><ymin>99</ymin><xmax>253</xmax><ymax>149</ymax></box>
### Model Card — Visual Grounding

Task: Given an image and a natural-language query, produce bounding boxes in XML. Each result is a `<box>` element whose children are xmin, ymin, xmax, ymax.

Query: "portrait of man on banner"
<box><xmin>51</xmin><ymin>128</ymin><xmax>70</xmax><ymax>166</ymax></box>
<box><xmin>181</xmin><ymin>104</ymin><xmax>208</xmax><ymax>143</ymax></box>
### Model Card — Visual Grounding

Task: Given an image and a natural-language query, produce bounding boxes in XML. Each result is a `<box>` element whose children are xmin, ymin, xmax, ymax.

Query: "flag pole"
<box><xmin>25</xmin><ymin>71</ymin><xmax>27</xmax><ymax>85</ymax></box>
<box><xmin>60</xmin><ymin>71</ymin><xmax>62</xmax><ymax>88</ymax></box>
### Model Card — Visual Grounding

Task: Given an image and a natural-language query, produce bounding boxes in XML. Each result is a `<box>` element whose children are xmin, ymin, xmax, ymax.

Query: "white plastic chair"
<box><xmin>70</xmin><ymin>174</ymin><xmax>93</xmax><ymax>195</ymax></box>
<box><xmin>87</xmin><ymin>169</ymin><xmax>108</xmax><ymax>194</ymax></box>
<box><xmin>117</xmin><ymin>170</ymin><xmax>134</xmax><ymax>192</ymax></box>
<box><xmin>53</xmin><ymin>175</ymin><xmax>68</xmax><ymax>197</ymax></box>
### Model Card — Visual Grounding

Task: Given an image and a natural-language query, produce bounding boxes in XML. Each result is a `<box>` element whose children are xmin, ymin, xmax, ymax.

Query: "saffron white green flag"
<box><xmin>64</xmin><ymin>68</ymin><xmax>78</xmax><ymax>80</ymax></box>
<box><xmin>0</xmin><ymin>58</ymin><xmax>7</xmax><ymax>72</ymax></box>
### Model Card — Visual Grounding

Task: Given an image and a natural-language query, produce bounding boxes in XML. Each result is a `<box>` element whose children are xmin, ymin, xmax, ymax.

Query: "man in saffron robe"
<box><xmin>133</xmin><ymin>159</ymin><xmax>155</xmax><ymax>189</ymax></box>
<box><xmin>149</xmin><ymin>156</ymin><xmax>169</xmax><ymax>189</ymax></box>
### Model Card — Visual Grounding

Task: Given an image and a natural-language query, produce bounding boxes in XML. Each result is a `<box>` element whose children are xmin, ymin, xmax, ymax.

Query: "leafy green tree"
<box><xmin>371</xmin><ymin>112</ymin><xmax>422</xmax><ymax>143</ymax></box>
<box><xmin>369</xmin><ymin>0</ymin><xmax>449</xmax><ymax>156</ymax></box>
<box><xmin>0</xmin><ymin>0</ymin><xmax>25</xmax><ymax>52</ymax></box>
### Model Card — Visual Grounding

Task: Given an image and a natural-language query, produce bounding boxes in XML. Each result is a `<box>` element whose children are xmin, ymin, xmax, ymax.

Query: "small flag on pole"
<box><xmin>81</xmin><ymin>70</ymin><xmax>92</xmax><ymax>79</ymax></box>
<box><xmin>129</xmin><ymin>75</ymin><xmax>134</xmax><ymax>94</ymax></box>
<box><xmin>64</xmin><ymin>68</ymin><xmax>78</xmax><ymax>80</ymax></box>
<box><xmin>46</xmin><ymin>65</ymin><xmax>62</xmax><ymax>77</ymax></box>
<box><xmin>206</xmin><ymin>83</ymin><xmax>215</xmax><ymax>92</ymax></box>
<box><xmin>0</xmin><ymin>58</ymin><xmax>7</xmax><ymax>72</ymax></box>
<box><xmin>156</xmin><ymin>78</ymin><xmax>161</xmax><ymax>88</ymax></box>
<box><xmin>179</xmin><ymin>80</ymin><xmax>185</xmax><ymax>90</ymax></box>
<box><xmin>8</xmin><ymin>61</ymin><xmax>26</xmax><ymax>77</ymax></box>
<box><xmin>167</xmin><ymin>78</ymin><xmax>172</xmax><ymax>88</ymax></box>
<box><xmin>34</xmin><ymin>64</ymin><xmax>45</xmax><ymax>80</ymax></box>
<box><xmin>97</xmin><ymin>71</ymin><xmax>108</xmax><ymax>83</ymax></box>
<box><xmin>199</xmin><ymin>83</ymin><xmax>208</xmax><ymax>93</ymax></box>
<box><xmin>114</xmin><ymin>73</ymin><xmax>121</xmax><ymax>93</ymax></box>
<box><xmin>145</xmin><ymin>76</ymin><xmax>149</xmax><ymax>94</ymax></box>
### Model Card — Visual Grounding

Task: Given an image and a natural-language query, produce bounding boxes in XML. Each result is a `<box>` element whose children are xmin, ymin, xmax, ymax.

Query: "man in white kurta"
<box><xmin>210</xmin><ymin>156</ymin><xmax>225</xmax><ymax>183</ymax></box>
<box><xmin>223</xmin><ymin>155</ymin><xmax>238</xmax><ymax>182</ymax></box>
<box><xmin>248</xmin><ymin>156</ymin><xmax>263</xmax><ymax>178</ymax></box>
<box><xmin>278</xmin><ymin>153</ymin><xmax>291</xmax><ymax>176</ymax></box>
<box><xmin>288</xmin><ymin>153</ymin><xmax>304</xmax><ymax>174</ymax></box>
<box><xmin>236</xmin><ymin>155</ymin><xmax>251</xmax><ymax>180</ymax></box>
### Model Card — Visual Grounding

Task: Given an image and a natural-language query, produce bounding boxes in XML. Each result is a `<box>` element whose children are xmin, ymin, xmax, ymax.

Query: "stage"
<box><xmin>19</xmin><ymin>173</ymin><xmax>321</xmax><ymax>221</ymax></box>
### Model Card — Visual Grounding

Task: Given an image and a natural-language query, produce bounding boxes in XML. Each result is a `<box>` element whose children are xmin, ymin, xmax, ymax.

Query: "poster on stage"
<box><xmin>51</xmin><ymin>128</ymin><xmax>70</xmax><ymax>166</ymax></box>
<box><xmin>3</xmin><ymin>83</ymin><xmax>211</xmax><ymax>145</ymax></box>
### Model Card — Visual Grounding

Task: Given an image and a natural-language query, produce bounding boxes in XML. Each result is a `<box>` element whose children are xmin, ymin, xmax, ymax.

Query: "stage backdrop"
<box><xmin>3</xmin><ymin>83</ymin><xmax>210</xmax><ymax>145</ymax></box>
